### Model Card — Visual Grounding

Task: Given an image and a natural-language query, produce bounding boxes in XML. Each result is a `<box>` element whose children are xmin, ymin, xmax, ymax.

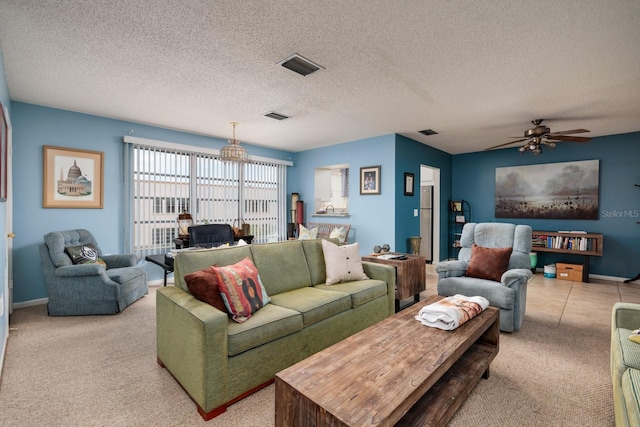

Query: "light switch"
<box><xmin>414</xmin><ymin>209</ymin><xmax>418</xmax><ymax>217</ymax></box>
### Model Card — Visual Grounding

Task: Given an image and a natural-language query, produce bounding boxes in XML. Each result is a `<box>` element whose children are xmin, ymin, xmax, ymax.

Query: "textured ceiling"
<box><xmin>1</xmin><ymin>1</ymin><xmax>639</xmax><ymax>154</ymax></box>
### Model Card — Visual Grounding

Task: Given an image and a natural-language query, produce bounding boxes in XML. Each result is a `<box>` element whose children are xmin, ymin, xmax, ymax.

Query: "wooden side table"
<box><xmin>361</xmin><ymin>253</ymin><xmax>426</xmax><ymax>312</ymax></box>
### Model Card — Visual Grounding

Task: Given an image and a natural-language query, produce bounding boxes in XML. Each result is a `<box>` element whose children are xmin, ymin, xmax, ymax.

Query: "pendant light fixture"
<box><xmin>219</xmin><ymin>121</ymin><xmax>249</xmax><ymax>163</ymax></box>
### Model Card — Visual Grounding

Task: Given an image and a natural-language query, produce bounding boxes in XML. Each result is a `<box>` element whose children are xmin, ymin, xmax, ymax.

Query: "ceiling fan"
<box><xmin>486</xmin><ymin>119</ymin><xmax>591</xmax><ymax>155</ymax></box>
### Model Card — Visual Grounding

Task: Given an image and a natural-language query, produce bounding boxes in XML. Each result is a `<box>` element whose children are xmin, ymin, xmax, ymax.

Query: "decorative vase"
<box><xmin>381</xmin><ymin>244</ymin><xmax>390</xmax><ymax>253</ymax></box>
<box><xmin>373</xmin><ymin>245</ymin><xmax>381</xmax><ymax>253</ymax></box>
<box><xmin>409</xmin><ymin>236</ymin><xmax>421</xmax><ymax>255</ymax></box>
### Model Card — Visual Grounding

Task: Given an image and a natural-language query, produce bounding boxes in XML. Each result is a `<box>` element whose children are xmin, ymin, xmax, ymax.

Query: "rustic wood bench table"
<box><xmin>275</xmin><ymin>295</ymin><xmax>499</xmax><ymax>426</ymax></box>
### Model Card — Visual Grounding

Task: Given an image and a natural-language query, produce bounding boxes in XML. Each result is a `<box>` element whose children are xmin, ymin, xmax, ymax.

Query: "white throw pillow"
<box><xmin>321</xmin><ymin>239</ymin><xmax>369</xmax><ymax>285</ymax></box>
<box><xmin>299</xmin><ymin>224</ymin><xmax>319</xmax><ymax>240</ymax></box>
<box><xmin>329</xmin><ymin>226</ymin><xmax>347</xmax><ymax>244</ymax></box>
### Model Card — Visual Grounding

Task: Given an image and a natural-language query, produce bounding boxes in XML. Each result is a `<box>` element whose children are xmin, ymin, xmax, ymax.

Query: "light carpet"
<box><xmin>0</xmin><ymin>286</ymin><xmax>614</xmax><ymax>426</ymax></box>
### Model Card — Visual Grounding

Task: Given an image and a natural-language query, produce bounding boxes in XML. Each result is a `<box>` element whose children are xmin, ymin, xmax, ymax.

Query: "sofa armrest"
<box><xmin>102</xmin><ymin>253</ymin><xmax>138</xmax><ymax>268</ymax></box>
<box><xmin>362</xmin><ymin>261</ymin><xmax>396</xmax><ymax>315</ymax></box>
<box><xmin>613</xmin><ymin>302</ymin><xmax>640</xmax><ymax>331</ymax></box>
<box><xmin>56</xmin><ymin>263</ymin><xmax>106</xmax><ymax>277</ymax></box>
<box><xmin>436</xmin><ymin>260</ymin><xmax>467</xmax><ymax>279</ymax></box>
<box><xmin>156</xmin><ymin>286</ymin><xmax>231</xmax><ymax>411</ymax></box>
<box><xmin>501</xmin><ymin>268</ymin><xmax>533</xmax><ymax>288</ymax></box>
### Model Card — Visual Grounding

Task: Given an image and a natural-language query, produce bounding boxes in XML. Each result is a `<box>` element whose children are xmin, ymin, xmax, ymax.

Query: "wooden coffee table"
<box><xmin>275</xmin><ymin>295</ymin><xmax>499</xmax><ymax>426</ymax></box>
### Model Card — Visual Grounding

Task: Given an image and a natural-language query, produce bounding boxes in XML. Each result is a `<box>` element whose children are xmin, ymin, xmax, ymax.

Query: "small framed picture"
<box><xmin>455</xmin><ymin>215</ymin><xmax>466</xmax><ymax>223</ymax></box>
<box><xmin>404</xmin><ymin>172</ymin><xmax>414</xmax><ymax>196</ymax></box>
<box><xmin>450</xmin><ymin>200</ymin><xmax>462</xmax><ymax>212</ymax></box>
<box><xmin>360</xmin><ymin>165</ymin><xmax>381</xmax><ymax>195</ymax></box>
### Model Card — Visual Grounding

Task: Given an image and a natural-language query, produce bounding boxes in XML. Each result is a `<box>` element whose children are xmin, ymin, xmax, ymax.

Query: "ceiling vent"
<box><xmin>278</xmin><ymin>53</ymin><xmax>324</xmax><ymax>76</ymax></box>
<box><xmin>264</xmin><ymin>111</ymin><xmax>291</xmax><ymax>120</ymax></box>
<box><xmin>419</xmin><ymin>129</ymin><xmax>438</xmax><ymax>136</ymax></box>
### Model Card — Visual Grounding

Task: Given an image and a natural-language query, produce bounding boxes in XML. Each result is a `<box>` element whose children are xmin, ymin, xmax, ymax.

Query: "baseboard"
<box><xmin>12</xmin><ymin>298</ymin><xmax>48</xmax><ymax>309</ymax></box>
<box><xmin>532</xmin><ymin>267</ymin><xmax>629</xmax><ymax>283</ymax></box>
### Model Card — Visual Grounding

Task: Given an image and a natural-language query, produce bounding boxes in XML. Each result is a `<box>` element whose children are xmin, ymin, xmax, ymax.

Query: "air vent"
<box><xmin>419</xmin><ymin>129</ymin><xmax>438</xmax><ymax>136</ymax></box>
<box><xmin>278</xmin><ymin>53</ymin><xmax>324</xmax><ymax>76</ymax></box>
<box><xmin>264</xmin><ymin>112</ymin><xmax>291</xmax><ymax>121</ymax></box>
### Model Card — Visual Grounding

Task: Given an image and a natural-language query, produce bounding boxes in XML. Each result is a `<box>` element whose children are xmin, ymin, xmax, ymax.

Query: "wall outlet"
<box><xmin>414</xmin><ymin>209</ymin><xmax>418</xmax><ymax>217</ymax></box>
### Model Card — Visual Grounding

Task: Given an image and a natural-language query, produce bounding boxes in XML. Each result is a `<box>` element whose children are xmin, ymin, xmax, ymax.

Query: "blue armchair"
<box><xmin>39</xmin><ymin>229</ymin><xmax>148</xmax><ymax>315</ymax></box>
<box><xmin>436</xmin><ymin>222</ymin><xmax>532</xmax><ymax>332</ymax></box>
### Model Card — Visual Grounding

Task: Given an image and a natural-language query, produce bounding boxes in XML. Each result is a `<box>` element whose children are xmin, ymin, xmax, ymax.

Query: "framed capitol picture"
<box><xmin>43</xmin><ymin>146</ymin><xmax>104</xmax><ymax>208</ymax></box>
<box><xmin>360</xmin><ymin>165</ymin><xmax>381</xmax><ymax>195</ymax></box>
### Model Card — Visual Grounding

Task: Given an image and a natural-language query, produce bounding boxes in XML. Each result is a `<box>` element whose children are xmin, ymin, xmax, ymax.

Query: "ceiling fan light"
<box><xmin>547</xmin><ymin>141</ymin><xmax>557</xmax><ymax>148</ymax></box>
<box><xmin>518</xmin><ymin>146</ymin><xmax>526</xmax><ymax>153</ymax></box>
<box><xmin>533</xmin><ymin>147</ymin><xmax>542</xmax><ymax>155</ymax></box>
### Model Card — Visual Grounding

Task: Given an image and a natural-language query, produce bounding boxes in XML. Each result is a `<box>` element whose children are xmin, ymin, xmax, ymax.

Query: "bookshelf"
<box><xmin>531</xmin><ymin>230</ymin><xmax>603</xmax><ymax>282</ymax></box>
<box><xmin>448</xmin><ymin>200</ymin><xmax>471</xmax><ymax>259</ymax></box>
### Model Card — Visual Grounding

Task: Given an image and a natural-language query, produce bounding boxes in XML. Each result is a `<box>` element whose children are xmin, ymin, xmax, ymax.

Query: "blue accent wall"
<box><xmin>11</xmin><ymin>102</ymin><xmax>293</xmax><ymax>303</ymax></box>
<box><xmin>395</xmin><ymin>134</ymin><xmax>452</xmax><ymax>258</ymax></box>
<box><xmin>452</xmin><ymin>132</ymin><xmax>640</xmax><ymax>278</ymax></box>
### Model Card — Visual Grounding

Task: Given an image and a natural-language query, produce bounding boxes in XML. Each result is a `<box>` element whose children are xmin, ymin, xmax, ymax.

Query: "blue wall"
<box><xmin>292</xmin><ymin>134</ymin><xmax>397</xmax><ymax>256</ymax></box>
<box><xmin>395</xmin><ymin>134</ymin><xmax>452</xmax><ymax>258</ymax></box>
<box><xmin>452</xmin><ymin>132</ymin><xmax>640</xmax><ymax>278</ymax></box>
<box><xmin>0</xmin><ymin>49</ymin><xmax>10</xmax><ymax>368</ymax></box>
<box><xmin>11</xmin><ymin>102</ymin><xmax>293</xmax><ymax>303</ymax></box>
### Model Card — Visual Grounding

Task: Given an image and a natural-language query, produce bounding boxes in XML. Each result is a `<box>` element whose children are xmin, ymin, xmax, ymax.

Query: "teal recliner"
<box><xmin>39</xmin><ymin>229</ymin><xmax>148</xmax><ymax>316</ymax></box>
<box><xmin>436</xmin><ymin>222</ymin><xmax>533</xmax><ymax>332</ymax></box>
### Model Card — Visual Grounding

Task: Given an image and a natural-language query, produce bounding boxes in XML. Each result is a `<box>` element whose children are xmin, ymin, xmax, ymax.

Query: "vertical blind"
<box><xmin>124</xmin><ymin>139</ymin><xmax>288</xmax><ymax>257</ymax></box>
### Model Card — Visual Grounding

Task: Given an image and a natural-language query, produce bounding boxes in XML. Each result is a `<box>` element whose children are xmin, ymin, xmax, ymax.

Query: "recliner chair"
<box><xmin>436</xmin><ymin>222</ymin><xmax>532</xmax><ymax>332</ymax></box>
<box><xmin>39</xmin><ymin>229</ymin><xmax>148</xmax><ymax>316</ymax></box>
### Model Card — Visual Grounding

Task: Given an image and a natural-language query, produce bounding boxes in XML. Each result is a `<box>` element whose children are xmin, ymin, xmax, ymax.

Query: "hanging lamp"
<box><xmin>219</xmin><ymin>121</ymin><xmax>249</xmax><ymax>163</ymax></box>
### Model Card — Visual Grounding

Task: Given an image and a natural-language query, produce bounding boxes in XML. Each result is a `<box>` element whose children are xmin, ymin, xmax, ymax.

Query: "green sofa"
<box><xmin>611</xmin><ymin>302</ymin><xmax>640</xmax><ymax>426</ymax></box>
<box><xmin>156</xmin><ymin>239</ymin><xmax>396</xmax><ymax>420</ymax></box>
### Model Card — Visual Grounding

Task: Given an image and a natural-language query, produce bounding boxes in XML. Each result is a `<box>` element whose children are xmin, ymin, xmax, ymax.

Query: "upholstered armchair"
<box><xmin>436</xmin><ymin>222</ymin><xmax>533</xmax><ymax>332</ymax></box>
<box><xmin>39</xmin><ymin>229</ymin><xmax>148</xmax><ymax>316</ymax></box>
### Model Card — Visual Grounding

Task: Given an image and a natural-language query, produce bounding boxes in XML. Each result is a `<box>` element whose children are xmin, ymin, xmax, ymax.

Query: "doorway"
<box><xmin>420</xmin><ymin>165</ymin><xmax>440</xmax><ymax>263</ymax></box>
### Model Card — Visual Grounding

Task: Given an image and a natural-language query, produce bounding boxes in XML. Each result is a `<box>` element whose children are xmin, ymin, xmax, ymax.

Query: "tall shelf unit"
<box><xmin>448</xmin><ymin>200</ymin><xmax>471</xmax><ymax>259</ymax></box>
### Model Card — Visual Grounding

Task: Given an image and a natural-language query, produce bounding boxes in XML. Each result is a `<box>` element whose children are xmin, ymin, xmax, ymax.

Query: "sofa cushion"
<box><xmin>622</xmin><ymin>368</ymin><xmax>640</xmax><ymax>427</ymax></box>
<box><xmin>227</xmin><ymin>303</ymin><xmax>303</xmax><ymax>356</ymax></box>
<box><xmin>438</xmin><ymin>276</ymin><xmax>516</xmax><ymax>309</ymax></box>
<box><xmin>250</xmin><ymin>240</ymin><xmax>313</xmax><ymax>295</ymax></box>
<box><xmin>322</xmin><ymin>240</ymin><xmax>368</xmax><ymax>285</ymax></box>
<box><xmin>184</xmin><ymin>267</ymin><xmax>227</xmax><ymax>312</ymax></box>
<box><xmin>173</xmin><ymin>245</ymin><xmax>253</xmax><ymax>292</ymax></box>
<box><xmin>65</xmin><ymin>244</ymin><xmax>106</xmax><ymax>266</ymax></box>
<box><xmin>213</xmin><ymin>258</ymin><xmax>271</xmax><ymax>323</ymax></box>
<box><xmin>315</xmin><ymin>279</ymin><xmax>388</xmax><ymax>309</ymax></box>
<box><xmin>298</xmin><ymin>224</ymin><xmax>318</xmax><ymax>240</ymax></box>
<box><xmin>106</xmin><ymin>265</ymin><xmax>146</xmax><ymax>285</ymax></box>
<box><xmin>301</xmin><ymin>238</ymin><xmax>339</xmax><ymax>286</ymax></box>
<box><xmin>329</xmin><ymin>226</ymin><xmax>348</xmax><ymax>244</ymax></box>
<box><xmin>269</xmin><ymin>287</ymin><xmax>351</xmax><ymax>327</ymax></box>
<box><xmin>465</xmin><ymin>244</ymin><xmax>512</xmax><ymax>282</ymax></box>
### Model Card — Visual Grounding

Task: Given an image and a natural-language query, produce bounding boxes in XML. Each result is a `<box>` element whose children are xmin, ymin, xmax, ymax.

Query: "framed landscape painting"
<box><xmin>43</xmin><ymin>145</ymin><xmax>104</xmax><ymax>208</ymax></box>
<box><xmin>495</xmin><ymin>159</ymin><xmax>599</xmax><ymax>219</ymax></box>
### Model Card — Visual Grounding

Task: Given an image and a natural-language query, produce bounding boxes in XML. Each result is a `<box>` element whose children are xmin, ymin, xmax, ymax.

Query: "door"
<box><xmin>420</xmin><ymin>185</ymin><xmax>433</xmax><ymax>262</ymax></box>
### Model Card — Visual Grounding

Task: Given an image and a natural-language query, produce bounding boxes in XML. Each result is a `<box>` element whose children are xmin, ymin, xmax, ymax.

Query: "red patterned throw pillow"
<box><xmin>212</xmin><ymin>257</ymin><xmax>270</xmax><ymax>323</ymax></box>
<box><xmin>465</xmin><ymin>244</ymin><xmax>513</xmax><ymax>282</ymax></box>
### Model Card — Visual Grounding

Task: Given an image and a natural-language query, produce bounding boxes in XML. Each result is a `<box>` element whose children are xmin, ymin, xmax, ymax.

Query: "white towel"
<box><xmin>415</xmin><ymin>294</ymin><xmax>490</xmax><ymax>331</ymax></box>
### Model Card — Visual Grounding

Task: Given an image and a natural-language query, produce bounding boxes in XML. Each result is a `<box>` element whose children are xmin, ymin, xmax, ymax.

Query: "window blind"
<box><xmin>124</xmin><ymin>138</ymin><xmax>288</xmax><ymax>257</ymax></box>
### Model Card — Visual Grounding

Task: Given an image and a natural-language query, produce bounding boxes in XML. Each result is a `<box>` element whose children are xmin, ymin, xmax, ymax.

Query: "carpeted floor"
<box><xmin>0</xmin><ymin>284</ymin><xmax>614</xmax><ymax>426</ymax></box>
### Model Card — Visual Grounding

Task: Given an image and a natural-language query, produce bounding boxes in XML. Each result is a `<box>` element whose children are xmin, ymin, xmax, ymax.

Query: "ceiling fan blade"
<box><xmin>485</xmin><ymin>138</ymin><xmax>527</xmax><ymax>150</ymax></box>
<box><xmin>546</xmin><ymin>135</ymin><xmax>592</xmax><ymax>142</ymax></box>
<box><xmin>546</xmin><ymin>128</ymin><xmax>590</xmax><ymax>137</ymax></box>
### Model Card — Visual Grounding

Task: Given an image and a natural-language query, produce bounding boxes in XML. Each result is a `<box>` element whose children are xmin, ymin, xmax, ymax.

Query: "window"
<box><xmin>124</xmin><ymin>138</ymin><xmax>289</xmax><ymax>256</ymax></box>
<box><xmin>314</xmin><ymin>164</ymin><xmax>349</xmax><ymax>214</ymax></box>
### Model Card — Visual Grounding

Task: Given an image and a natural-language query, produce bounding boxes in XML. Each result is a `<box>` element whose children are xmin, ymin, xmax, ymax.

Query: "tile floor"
<box><xmin>419</xmin><ymin>264</ymin><xmax>640</xmax><ymax>336</ymax></box>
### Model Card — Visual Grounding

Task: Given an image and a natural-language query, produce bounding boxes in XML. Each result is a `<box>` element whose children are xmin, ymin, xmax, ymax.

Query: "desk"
<box><xmin>145</xmin><ymin>254</ymin><xmax>174</xmax><ymax>287</ymax></box>
<box><xmin>361</xmin><ymin>253</ymin><xmax>426</xmax><ymax>312</ymax></box>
